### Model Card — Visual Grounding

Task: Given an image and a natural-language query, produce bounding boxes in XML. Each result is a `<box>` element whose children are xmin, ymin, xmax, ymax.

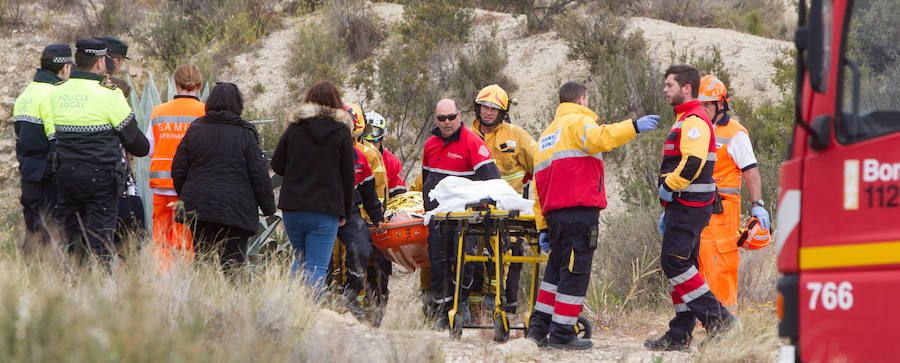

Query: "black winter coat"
<box><xmin>271</xmin><ymin>103</ymin><xmax>356</xmax><ymax>218</ymax></box>
<box><xmin>172</xmin><ymin>110</ymin><xmax>276</xmax><ymax>233</ymax></box>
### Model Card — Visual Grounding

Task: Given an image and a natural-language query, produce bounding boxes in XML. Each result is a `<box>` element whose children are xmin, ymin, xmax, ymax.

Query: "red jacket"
<box><xmin>382</xmin><ymin>148</ymin><xmax>407</xmax><ymax>197</ymax></box>
<box><xmin>422</xmin><ymin>126</ymin><xmax>500</xmax><ymax>211</ymax></box>
<box><xmin>353</xmin><ymin>146</ymin><xmax>384</xmax><ymax>224</ymax></box>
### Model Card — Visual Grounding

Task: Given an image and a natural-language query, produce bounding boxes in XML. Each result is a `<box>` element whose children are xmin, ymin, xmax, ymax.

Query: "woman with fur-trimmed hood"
<box><xmin>271</xmin><ymin>81</ymin><xmax>356</xmax><ymax>289</ymax></box>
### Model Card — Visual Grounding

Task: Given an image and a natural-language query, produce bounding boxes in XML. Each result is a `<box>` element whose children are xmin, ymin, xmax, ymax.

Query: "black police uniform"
<box><xmin>48</xmin><ymin>38</ymin><xmax>149</xmax><ymax>261</ymax></box>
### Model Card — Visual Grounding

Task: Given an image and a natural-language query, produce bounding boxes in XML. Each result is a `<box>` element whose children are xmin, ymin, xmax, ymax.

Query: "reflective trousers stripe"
<box><xmin>717</xmin><ymin>187</ymin><xmax>741</xmax><ymax>195</ymax></box>
<box><xmin>552</xmin><ymin>314</ymin><xmax>578</xmax><ymax>325</ymax></box>
<box><xmin>680</xmin><ymin>183</ymin><xmax>717</xmax><ymax>193</ymax></box>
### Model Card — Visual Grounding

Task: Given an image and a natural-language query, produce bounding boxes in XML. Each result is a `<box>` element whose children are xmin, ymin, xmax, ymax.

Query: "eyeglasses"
<box><xmin>436</xmin><ymin>113</ymin><xmax>458</xmax><ymax>122</ymax></box>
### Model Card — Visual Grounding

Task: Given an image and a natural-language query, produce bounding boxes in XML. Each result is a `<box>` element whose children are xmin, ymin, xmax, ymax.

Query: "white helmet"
<box><xmin>364</xmin><ymin>111</ymin><xmax>386</xmax><ymax>142</ymax></box>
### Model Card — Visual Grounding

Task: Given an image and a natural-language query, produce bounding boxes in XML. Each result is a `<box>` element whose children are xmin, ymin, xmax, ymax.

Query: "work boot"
<box><xmin>482</xmin><ymin>293</ymin><xmax>496</xmax><ymax>312</ymax></box>
<box><xmin>525</xmin><ymin>332</ymin><xmax>548</xmax><ymax>348</ymax></box>
<box><xmin>702</xmin><ymin>315</ymin><xmax>742</xmax><ymax>347</ymax></box>
<box><xmin>457</xmin><ymin>298</ymin><xmax>472</xmax><ymax>323</ymax></box>
<box><xmin>644</xmin><ymin>334</ymin><xmax>691</xmax><ymax>351</ymax></box>
<box><xmin>548</xmin><ymin>337</ymin><xmax>593</xmax><ymax>350</ymax></box>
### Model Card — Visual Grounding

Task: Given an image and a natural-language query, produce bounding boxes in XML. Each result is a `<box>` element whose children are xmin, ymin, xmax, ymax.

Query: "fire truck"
<box><xmin>777</xmin><ymin>0</ymin><xmax>900</xmax><ymax>361</ymax></box>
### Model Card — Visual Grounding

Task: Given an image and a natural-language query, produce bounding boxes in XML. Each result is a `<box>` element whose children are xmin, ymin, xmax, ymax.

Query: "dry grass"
<box><xmin>0</xmin><ymin>228</ymin><xmax>323</xmax><ymax>362</ymax></box>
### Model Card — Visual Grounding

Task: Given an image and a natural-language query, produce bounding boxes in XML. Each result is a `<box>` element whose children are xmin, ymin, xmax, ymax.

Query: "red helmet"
<box><xmin>737</xmin><ymin>217</ymin><xmax>771</xmax><ymax>250</ymax></box>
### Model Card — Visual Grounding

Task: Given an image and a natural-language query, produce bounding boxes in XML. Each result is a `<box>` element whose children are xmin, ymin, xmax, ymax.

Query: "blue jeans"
<box><xmin>282</xmin><ymin>210</ymin><xmax>339</xmax><ymax>290</ymax></box>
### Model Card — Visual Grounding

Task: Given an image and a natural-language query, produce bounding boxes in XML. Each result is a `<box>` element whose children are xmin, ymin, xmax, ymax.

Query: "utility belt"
<box><xmin>56</xmin><ymin>160</ymin><xmax>125</xmax><ymax>194</ymax></box>
<box><xmin>711</xmin><ymin>186</ymin><xmax>741</xmax><ymax>214</ymax></box>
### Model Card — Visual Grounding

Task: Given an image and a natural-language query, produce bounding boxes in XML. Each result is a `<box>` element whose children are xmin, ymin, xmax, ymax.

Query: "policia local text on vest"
<box><xmin>49</xmin><ymin>38</ymin><xmax>149</xmax><ymax>263</ymax></box>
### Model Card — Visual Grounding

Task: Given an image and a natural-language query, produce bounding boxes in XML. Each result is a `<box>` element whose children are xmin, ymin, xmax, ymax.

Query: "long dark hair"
<box><xmin>206</xmin><ymin>82</ymin><xmax>244</xmax><ymax>115</ymax></box>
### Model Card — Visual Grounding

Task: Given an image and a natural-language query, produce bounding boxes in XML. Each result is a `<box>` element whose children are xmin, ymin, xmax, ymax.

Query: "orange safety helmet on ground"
<box><xmin>736</xmin><ymin>217</ymin><xmax>771</xmax><ymax>250</ymax></box>
<box><xmin>345</xmin><ymin>103</ymin><xmax>370</xmax><ymax>138</ymax></box>
<box><xmin>474</xmin><ymin>84</ymin><xmax>510</xmax><ymax>126</ymax></box>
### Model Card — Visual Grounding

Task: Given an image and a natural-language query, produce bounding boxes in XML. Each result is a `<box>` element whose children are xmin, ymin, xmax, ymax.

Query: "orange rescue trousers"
<box><xmin>152</xmin><ymin>194</ymin><xmax>193</xmax><ymax>270</ymax></box>
<box><xmin>697</xmin><ymin>197</ymin><xmax>741</xmax><ymax>307</ymax></box>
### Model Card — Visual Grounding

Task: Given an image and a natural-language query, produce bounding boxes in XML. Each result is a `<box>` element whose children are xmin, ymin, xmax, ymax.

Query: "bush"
<box><xmin>601</xmin><ymin>0</ymin><xmax>792</xmax><ymax>40</ymax></box>
<box><xmin>288</xmin><ymin>20</ymin><xmax>347</xmax><ymax>91</ymax></box>
<box><xmin>136</xmin><ymin>0</ymin><xmax>279</xmax><ymax>73</ymax></box>
<box><xmin>452</xmin><ymin>36</ymin><xmax>518</xmax><ymax>107</ymax></box>
<box><xmin>324</xmin><ymin>0</ymin><xmax>385</xmax><ymax>61</ymax></box>
<box><xmin>1</xmin><ymin>0</ymin><xmax>24</xmax><ymax>29</ymax></box>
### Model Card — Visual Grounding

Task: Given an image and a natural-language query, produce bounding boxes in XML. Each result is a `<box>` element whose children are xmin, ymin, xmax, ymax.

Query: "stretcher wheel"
<box><xmin>493</xmin><ymin>312</ymin><xmax>510</xmax><ymax>342</ymax></box>
<box><xmin>449</xmin><ymin>313</ymin><xmax>464</xmax><ymax>339</ymax></box>
<box><xmin>575</xmin><ymin>316</ymin><xmax>592</xmax><ymax>339</ymax></box>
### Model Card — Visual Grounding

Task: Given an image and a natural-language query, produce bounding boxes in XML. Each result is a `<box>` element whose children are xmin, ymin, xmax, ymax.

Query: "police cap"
<box><xmin>40</xmin><ymin>43</ymin><xmax>73</xmax><ymax>64</ymax></box>
<box><xmin>75</xmin><ymin>37</ymin><xmax>108</xmax><ymax>58</ymax></box>
<box><xmin>103</xmin><ymin>36</ymin><xmax>130</xmax><ymax>59</ymax></box>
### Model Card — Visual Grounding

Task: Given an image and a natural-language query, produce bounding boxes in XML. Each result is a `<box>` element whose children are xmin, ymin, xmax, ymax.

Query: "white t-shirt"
<box><xmin>726</xmin><ymin>130</ymin><xmax>758</xmax><ymax>170</ymax></box>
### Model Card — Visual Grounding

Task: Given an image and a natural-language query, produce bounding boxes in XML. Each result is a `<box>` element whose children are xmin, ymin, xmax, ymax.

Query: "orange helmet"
<box><xmin>344</xmin><ymin>103</ymin><xmax>369</xmax><ymax>138</ymax></box>
<box><xmin>737</xmin><ymin>217</ymin><xmax>771</xmax><ymax>250</ymax></box>
<box><xmin>698</xmin><ymin>75</ymin><xmax>729</xmax><ymax>103</ymax></box>
<box><xmin>474</xmin><ymin>84</ymin><xmax>510</xmax><ymax>126</ymax></box>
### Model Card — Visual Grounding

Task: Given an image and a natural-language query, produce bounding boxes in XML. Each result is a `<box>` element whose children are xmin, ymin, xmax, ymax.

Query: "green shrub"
<box><xmin>136</xmin><ymin>0</ymin><xmax>279</xmax><ymax>73</ymax></box>
<box><xmin>288</xmin><ymin>21</ymin><xmax>347</xmax><ymax>90</ymax></box>
<box><xmin>452</xmin><ymin>36</ymin><xmax>517</xmax><ymax>106</ymax></box>
<box><xmin>398</xmin><ymin>0</ymin><xmax>473</xmax><ymax>47</ymax></box>
<box><xmin>324</xmin><ymin>0</ymin><xmax>385</xmax><ymax>61</ymax></box>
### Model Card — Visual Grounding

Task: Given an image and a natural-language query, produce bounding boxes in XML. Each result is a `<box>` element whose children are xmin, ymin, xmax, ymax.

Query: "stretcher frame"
<box><xmin>431</xmin><ymin>199</ymin><xmax>591</xmax><ymax>342</ymax></box>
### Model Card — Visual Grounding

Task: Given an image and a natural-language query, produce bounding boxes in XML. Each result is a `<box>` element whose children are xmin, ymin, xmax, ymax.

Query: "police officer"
<box><xmin>645</xmin><ymin>65</ymin><xmax>737</xmax><ymax>351</ymax></box>
<box><xmin>49</xmin><ymin>38</ymin><xmax>149</xmax><ymax>263</ymax></box>
<box><xmin>13</xmin><ymin>44</ymin><xmax>73</xmax><ymax>250</ymax></box>
<box><xmin>103</xmin><ymin>36</ymin><xmax>132</xmax><ymax>98</ymax></box>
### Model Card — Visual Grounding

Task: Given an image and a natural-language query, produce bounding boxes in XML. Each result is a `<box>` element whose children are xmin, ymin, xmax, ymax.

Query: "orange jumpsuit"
<box><xmin>147</xmin><ymin>95</ymin><xmax>205</xmax><ymax>267</ymax></box>
<box><xmin>697</xmin><ymin>115</ymin><xmax>753</xmax><ymax>307</ymax></box>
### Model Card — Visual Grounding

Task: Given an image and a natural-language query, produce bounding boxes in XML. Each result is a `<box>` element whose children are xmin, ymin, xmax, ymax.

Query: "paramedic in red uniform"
<box><xmin>422</xmin><ymin>98</ymin><xmax>500</xmax><ymax>329</ymax></box>
<box><xmin>644</xmin><ymin>64</ymin><xmax>738</xmax><ymax>351</ymax></box>
<box><xmin>526</xmin><ymin>81</ymin><xmax>659</xmax><ymax>350</ymax></box>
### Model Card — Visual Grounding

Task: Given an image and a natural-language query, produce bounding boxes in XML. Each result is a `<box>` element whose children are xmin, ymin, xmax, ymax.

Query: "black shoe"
<box><xmin>548</xmin><ymin>337</ymin><xmax>593</xmax><ymax>350</ymax></box>
<box><xmin>702</xmin><ymin>315</ymin><xmax>742</xmax><ymax>346</ymax></box>
<box><xmin>644</xmin><ymin>334</ymin><xmax>691</xmax><ymax>351</ymax></box>
<box><xmin>526</xmin><ymin>335</ymin><xmax>548</xmax><ymax>347</ymax></box>
<box><xmin>430</xmin><ymin>317</ymin><xmax>449</xmax><ymax>331</ymax></box>
<box><xmin>457</xmin><ymin>299</ymin><xmax>472</xmax><ymax>323</ymax></box>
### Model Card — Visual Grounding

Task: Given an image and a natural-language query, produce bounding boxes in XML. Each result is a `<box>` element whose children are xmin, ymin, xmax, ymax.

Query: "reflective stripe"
<box><xmin>664</xmin><ymin>144</ymin><xmax>675</xmax><ymax>151</ymax></box>
<box><xmin>433</xmin><ymin>296</ymin><xmax>452</xmax><ymax>304</ymax></box>
<box><xmin>149</xmin><ymin>171</ymin><xmax>172</xmax><ymax>179</ymax></box>
<box><xmin>56</xmin><ymin>124</ymin><xmax>113</xmax><ymax>133</ymax></box>
<box><xmin>540</xmin><ymin>281</ymin><xmax>558</xmax><ymax>293</ymax></box>
<box><xmin>680</xmin><ymin>183</ymin><xmax>717</xmax><ymax>193</ymax></box>
<box><xmin>707</xmin><ymin>152</ymin><xmax>717</xmax><ymax>161</ymax></box>
<box><xmin>681</xmin><ymin>283</ymin><xmax>711</xmax><ymax>303</ymax></box>
<box><xmin>501</xmin><ymin>170</ymin><xmax>526</xmax><ymax>181</ymax></box>
<box><xmin>718</xmin><ymin>187</ymin><xmax>741</xmax><ymax>195</ymax></box>
<box><xmin>668</xmin><ymin>266</ymin><xmax>699</xmax><ymax>286</ymax></box>
<box><xmin>115</xmin><ymin>113</ymin><xmax>135</xmax><ymax>132</ymax></box>
<box><xmin>388</xmin><ymin>186</ymin><xmax>406</xmax><ymax>193</ymax></box>
<box><xmin>151</xmin><ymin>114</ymin><xmax>197</xmax><ymax>126</ymax></box>
<box><xmin>535</xmin><ymin>302</ymin><xmax>554</xmax><ymax>314</ymax></box>
<box><xmin>715</xmin><ymin>136</ymin><xmax>731</xmax><ymax>145</ymax></box>
<box><xmin>552</xmin><ymin>314</ymin><xmax>578</xmax><ymax>325</ymax></box>
<box><xmin>423</xmin><ymin>166</ymin><xmax>475</xmax><ymax>176</ymax></box>
<box><xmin>555</xmin><ymin>292</ymin><xmax>585</xmax><ymax>305</ymax></box>
<box><xmin>674</xmin><ymin>303</ymin><xmax>690</xmax><ymax>312</ymax></box>
<box><xmin>348</xmin><ymin>270</ymin><xmax>364</xmax><ymax>278</ymax></box>
<box><xmin>473</xmin><ymin>158</ymin><xmax>495</xmax><ymax>171</ymax></box>
<box><xmin>47</xmin><ymin>133</ymin><xmax>56</xmax><ymax>140</ymax></box>
<box><xmin>13</xmin><ymin>115</ymin><xmax>42</xmax><ymax>125</ymax></box>
<box><xmin>672</xmin><ymin>121</ymin><xmax>683</xmax><ymax>129</ymax></box>
<box><xmin>534</xmin><ymin>149</ymin><xmax>603</xmax><ymax>174</ymax></box>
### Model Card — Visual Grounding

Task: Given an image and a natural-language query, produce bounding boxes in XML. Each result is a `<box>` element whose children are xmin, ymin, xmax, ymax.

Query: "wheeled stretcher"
<box><xmin>430</xmin><ymin>199</ymin><xmax>592</xmax><ymax>342</ymax></box>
